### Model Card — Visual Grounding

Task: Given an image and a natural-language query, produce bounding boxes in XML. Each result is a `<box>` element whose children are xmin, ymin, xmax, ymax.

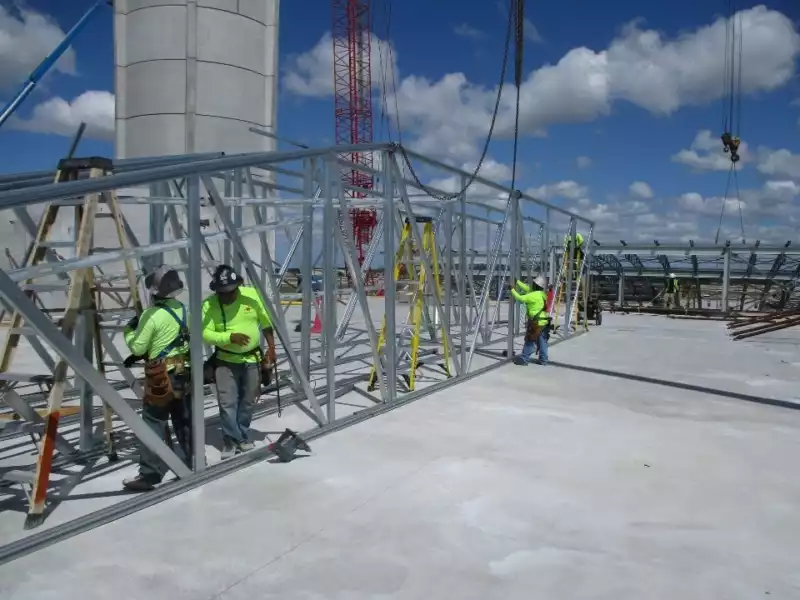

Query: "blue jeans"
<box><xmin>519</xmin><ymin>323</ymin><xmax>549</xmax><ymax>365</ymax></box>
<box><xmin>215</xmin><ymin>360</ymin><xmax>261</xmax><ymax>445</ymax></box>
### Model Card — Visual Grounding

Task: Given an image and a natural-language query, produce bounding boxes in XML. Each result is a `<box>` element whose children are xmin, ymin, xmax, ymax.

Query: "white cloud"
<box><xmin>0</xmin><ymin>5</ymin><xmax>75</xmax><ymax>90</ymax></box>
<box><xmin>672</xmin><ymin>129</ymin><xmax>749</xmax><ymax>172</ymax></box>
<box><xmin>12</xmin><ymin>91</ymin><xmax>115</xmax><ymax>140</ymax></box>
<box><xmin>454</xmin><ymin>23</ymin><xmax>486</xmax><ymax>40</ymax></box>
<box><xmin>629</xmin><ymin>181</ymin><xmax>654</xmax><ymax>199</ymax></box>
<box><xmin>756</xmin><ymin>148</ymin><xmax>800</xmax><ymax>180</ymax></box>
<box><xmin>283</xmin><ymin>32</ymin><xmax>396</xmax><ymax>98</ymax></box>
<box><xmin>284</xmin><ymin>6</ymin><xmax>800</xmax><ymax>163</ymax></box>
<box><xmin>576</xmin><ymin>156</ymin><xmax>592</xmax><ymax>168</ymax></box>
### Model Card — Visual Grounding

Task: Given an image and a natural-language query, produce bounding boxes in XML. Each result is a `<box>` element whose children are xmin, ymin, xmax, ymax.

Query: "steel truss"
<box><xmin>0</xmin><ymin>143</ymin><xmax>594</xmax><ymax>542</ymax></box>
<box><xmin>589</xmin><ymin>241</ymin><xmax>800</xmax><ymax>311</ymax></box>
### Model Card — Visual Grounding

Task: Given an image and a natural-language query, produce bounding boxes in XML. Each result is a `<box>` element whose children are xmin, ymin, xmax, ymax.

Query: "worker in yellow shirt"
<box><xmin>202</xmin><ymin>265</ymin><xmax>276</xmax><ymax>459</ymax></box>
<box><xmin>122</xmin><ymin>266</ymin><xmax>192</xmax><ymax>492</ymax></box>
<box><xmin>511</xmin><ymin>275</ymin><xmax>550</xmax><ymax>365</ymax></box>
<box><xmin>563</xmin><ymin>231</ymin><xmax>585</xmax><ymax>266</ymax></box>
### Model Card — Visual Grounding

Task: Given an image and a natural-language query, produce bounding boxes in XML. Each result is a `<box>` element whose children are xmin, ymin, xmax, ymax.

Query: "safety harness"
<box><xmin>155</xmin><ymin>302</ymin><xmax>189</xmax><ymax>360</ymax></box>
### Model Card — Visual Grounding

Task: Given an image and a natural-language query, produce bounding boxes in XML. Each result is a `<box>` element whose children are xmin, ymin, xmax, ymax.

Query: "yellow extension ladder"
<box><xmin>549</xmin><ymin>242</ymin><xmax>588</xmax><ymax>332</ymax></box>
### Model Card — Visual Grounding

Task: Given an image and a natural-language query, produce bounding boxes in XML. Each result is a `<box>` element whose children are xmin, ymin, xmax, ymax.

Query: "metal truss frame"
<box><xmin>0</xmin><ymin>142</ymin><xmax>594</xmax><ymax>550</ymax></box>
<box><xmin>589</xmin><ymin>240</ymin><xmax>800</xmax><ymax>310</ymax></box>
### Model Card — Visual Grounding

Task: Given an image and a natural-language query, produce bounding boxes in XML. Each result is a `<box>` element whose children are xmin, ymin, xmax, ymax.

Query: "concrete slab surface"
<box><xmin>1</xmin><ymin>314</ymin><xmax>800</xmax><ymax>599</ymax></box>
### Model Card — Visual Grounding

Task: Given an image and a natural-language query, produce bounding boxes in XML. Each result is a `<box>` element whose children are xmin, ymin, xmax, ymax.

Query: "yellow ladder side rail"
<box><xmin>367</xmin><ymin>222</ymin><xmax>413</xmax><ymax>389</ymax></box>
<box><xmin>427</xmin><ymin>224</ymin><xmax>451</xmax><ymax>377</ymax></box>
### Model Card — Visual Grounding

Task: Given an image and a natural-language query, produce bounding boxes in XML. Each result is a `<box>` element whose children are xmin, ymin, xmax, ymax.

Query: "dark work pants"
<box><xmin>139</xmin><ymin>373</ymin><xmax>193</xmax><ymax>482</ymax></box>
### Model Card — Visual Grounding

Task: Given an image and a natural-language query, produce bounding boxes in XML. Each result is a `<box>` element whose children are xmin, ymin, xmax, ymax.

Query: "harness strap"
<box><xmin>155</xmin><ymin>302</ymin><xmax>189</xmax><ymax>360</ymax></box>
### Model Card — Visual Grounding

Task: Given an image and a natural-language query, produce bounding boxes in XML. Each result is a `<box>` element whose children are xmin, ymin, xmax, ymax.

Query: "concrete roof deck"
<box><xmin>1</xmin><ymin>314</ymin><xmax>800</xmax><ymax>598</ymax></box>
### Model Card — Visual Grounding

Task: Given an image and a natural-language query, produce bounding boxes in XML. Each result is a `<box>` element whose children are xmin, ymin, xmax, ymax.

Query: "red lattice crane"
<box><xmin>332</xmin><ymin>0</ymin><xmax>378</xmax><ymax>286</ymax></box>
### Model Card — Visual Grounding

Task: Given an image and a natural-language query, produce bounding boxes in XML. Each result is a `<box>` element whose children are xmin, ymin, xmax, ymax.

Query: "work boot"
<box><xmin>122</xmin><ymin>475</ymin><xmax>160</xmax><ymax>492</ymax></box>
<box><xmin>220</xmin><ymin>442</ymin><xmax>237</xmax><ymax>460</ymax></box>
<box><xmin>238</xmin><ymin>441</ymin><xmax>255</xmax><ymax>453</ymax></box>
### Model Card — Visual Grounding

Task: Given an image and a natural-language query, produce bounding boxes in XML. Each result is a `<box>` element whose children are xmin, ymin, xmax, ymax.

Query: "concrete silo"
<box><xmin>114</xmin><ymin>0</ymin><xmax>280</xmax><ymax>259</ymax></box>
<box><xmin>114</xmin><ymin>0</ymin><xmax>279</xmax><ymax>157</ymax></box>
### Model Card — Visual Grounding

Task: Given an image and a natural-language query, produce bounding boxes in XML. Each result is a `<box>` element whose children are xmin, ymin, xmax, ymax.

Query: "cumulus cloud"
<box><xmin>629</xmin><ymin>181</ymin><xmax>654</xmax><ymax>199</ymax></box>
<box><xmin>576</xmin><ymin>156</ymin><xmax>592</xmax><ymax>168</ymax></box>
<box><xmin>284</xmin><ymin>6</ymin><xmax>800</xmax><ymax>163</ymax></box>
<box><xmin>756</xmin><ymin>148</ymin><xmax>800</xmax><ymax>180</ymax></box>
<box><xmin>0</xmin><ymin>4</ymin><xmax>76</xmax><ymax>90</ymax></box>
<box><xmin>12</xmin><ymin>91</ymin><xmax>115</xmax><ymax>140</ymax></box>
<box><xmin>283</xmin><ymin>32</ymin><xmax>396</xmax><ymax>98</ymax></box>
<box><xmin>672</xmin><ymin>129</ymin><xmax>748</xmax><ymax>172</ymax></box>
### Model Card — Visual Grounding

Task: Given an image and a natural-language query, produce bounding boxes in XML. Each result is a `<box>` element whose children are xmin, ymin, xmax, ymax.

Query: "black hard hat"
<box><xmin>145</xmin><ymin>266</ymin><xmax>184</xmax><ymax>298</ymax></box>
<box><xmin>210</xmin><ymin>264</ymin><xmax>242</xmax><ymax>293</ymax></box>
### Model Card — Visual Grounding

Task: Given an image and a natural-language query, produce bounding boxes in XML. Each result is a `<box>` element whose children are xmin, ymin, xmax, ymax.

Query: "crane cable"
<box><xmin>716</xmin><ymin>0</ymin><xmax>746</xmax><ymax>244</ymax></box>
<box><xmin>393</xmin><ymin>0</ymin><xmax>518</xmax><ymax>201</ymax></box>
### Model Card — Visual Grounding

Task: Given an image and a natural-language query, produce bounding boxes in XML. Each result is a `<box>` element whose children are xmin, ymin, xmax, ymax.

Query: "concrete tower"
<box><xmin>114</xmin><ymin>0</ymin><xmax>279</xmax><ymax>158</ymax></box>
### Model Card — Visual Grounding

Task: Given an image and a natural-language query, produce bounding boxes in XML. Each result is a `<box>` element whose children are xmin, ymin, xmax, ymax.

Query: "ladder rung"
<box><xmin>38</xmin><ymin>241</ymin><xmax>74</xmax><ymax>249</ymax></box>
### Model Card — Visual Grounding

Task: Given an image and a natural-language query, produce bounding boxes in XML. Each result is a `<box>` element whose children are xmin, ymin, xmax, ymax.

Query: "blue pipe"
<box><xmin>0</xmin><ymin>0</ymin><xmax>110</xmax><ymax>130</ymax></box>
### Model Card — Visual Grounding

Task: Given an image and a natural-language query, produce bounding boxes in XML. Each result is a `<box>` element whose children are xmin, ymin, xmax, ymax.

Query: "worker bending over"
<box><xmin>122</xmin><ymin>266</ymin><xmax>192</xmax><ymax>492</ymax></box>
<box><xmin>202</xmin><ymin>265</ymin><xmax>276</xmax><ymax>459</ymax></box>
<box><xmin>563</xmin><ymin>231</ymin><xmax>585</xmax><ymax>267</ymax></box>
<box><xmin>511</xmin><ymin>275</ymin><xmax>550</xmax><ymax>365</ymax></box>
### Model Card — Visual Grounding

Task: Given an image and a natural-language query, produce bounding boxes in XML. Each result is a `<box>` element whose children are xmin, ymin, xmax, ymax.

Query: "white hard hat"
<box><xmin>669</xmin><ymin>272</ymin><xmax>676</xmax><ymax>278</ymax></box>
<box><xmin>533</xmin><ymin>275</ymin><xmax>546</xmax><ymax>288</ymax></box>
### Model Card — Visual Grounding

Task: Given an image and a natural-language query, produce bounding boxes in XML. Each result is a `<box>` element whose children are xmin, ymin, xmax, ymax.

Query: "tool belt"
<box><xmin>525</xmin><ymin>316</ymin><xmax>549</xmax><ymax>342</ymax></box>
<box><xmin>143</xmin><ymin>355</ymin><xmax>188</xmax><ymax>407</ymax></box>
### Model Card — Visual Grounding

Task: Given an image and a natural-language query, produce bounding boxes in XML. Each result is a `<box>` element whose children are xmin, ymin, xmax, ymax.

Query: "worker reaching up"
<box><xmin>202</xmin><ymin>265</ymin><xmax>277</xmax><ymax>460</ymax></box>
<box><xmin>511</xmin><ymin>275</ymin><xmax>550</xmax><ymax>366</ymax></box>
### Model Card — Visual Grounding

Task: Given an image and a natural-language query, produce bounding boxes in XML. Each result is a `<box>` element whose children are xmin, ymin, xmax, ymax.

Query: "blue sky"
<box><xmin>1</xmin><ymin>0</ymin><xmax>799</xmax><ymax>244</ymax></box>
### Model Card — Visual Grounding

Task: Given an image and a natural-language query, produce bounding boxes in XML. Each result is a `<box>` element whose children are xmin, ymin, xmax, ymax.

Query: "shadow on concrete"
<box><xmin>549</xmin><ymin>361</ymin><xmax>800</xmax><ymax>412</ymax></box>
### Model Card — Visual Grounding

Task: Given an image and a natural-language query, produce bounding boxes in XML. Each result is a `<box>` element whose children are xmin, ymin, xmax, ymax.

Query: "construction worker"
<box><xmin>665</xmin><ymin>273</ymin><xmax>681</xmax><ymax>309</ymax></box>
<box><xmin>202</xmin><ymin>264</ymin><xmax>276</xmax><ymax>459</ymax></box>
<box><xmin>122</xmin><ymin>266</ymin><xmax>192</xmax><ymax>492</ymax></box>
<box><xmin>563</xmin><ymin>231</ymin><xmax>585</xmax><ymax>266</ymax></box>
<box><xmin>511</xmin><ymin>275</ymin><xmax>550</xmax><ymax>365</ymax></box>
<box><xmin>721</xmin><ymin>132</ymin><xmax>741</xmax><ymax>163</ymax></box>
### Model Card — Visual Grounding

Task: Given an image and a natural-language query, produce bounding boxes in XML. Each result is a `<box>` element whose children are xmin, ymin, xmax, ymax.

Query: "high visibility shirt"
<box><xmin>201</xmin><ymin>286</ymin><xmax>273</xmax><ymax>364</ymax></box>
<box><xmin>563</xmin><ymin>232</ymin><xmax>585</xmax><ymax>248</ymax></box>
<box><xmin>124</xmin><ymin>299</ymin><xmax>189</xmax><ymax>365</ymax></box>
<box><xmin>667</xmin><ymin>278</ymin><xmax>679</xmax><ymax>293</ymax></box>
<box><xmin>511</xmin><ymin>280</ymin><xmax>549</xmax><ymax>325</ymax></box>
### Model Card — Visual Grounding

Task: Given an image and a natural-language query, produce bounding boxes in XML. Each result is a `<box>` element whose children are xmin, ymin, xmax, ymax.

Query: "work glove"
<box><xmin>126</xmin><ymin>315</ymin><xmax>140</xmax><ymax>331</ymax></box>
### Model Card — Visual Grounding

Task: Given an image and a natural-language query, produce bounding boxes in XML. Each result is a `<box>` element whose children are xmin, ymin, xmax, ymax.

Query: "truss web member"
<box><xmin>511</xmin><ymin>275</ymin><xmax>550</xmax><ymax>366</ymax></box>
<box><xmin>122</xmin><ymin>266</ymin><xmax>192</xmax><ymax>492</ymax></box>
<box><xmin>202</xmin><ymin>265</ymin><xmax>276</xmax><ymax>459</ymax></box>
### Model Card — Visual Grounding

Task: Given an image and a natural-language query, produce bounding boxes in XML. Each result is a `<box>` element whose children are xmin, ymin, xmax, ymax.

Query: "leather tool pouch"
<box><xmin>143</xmin><ymin>359</ymin><xmax>175</xmax><ymax>407</ymax></box>
<box><xmin>524</xmin><ymin>318</ymin><xmax>542</xmax><ymax>343</ymax></box>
